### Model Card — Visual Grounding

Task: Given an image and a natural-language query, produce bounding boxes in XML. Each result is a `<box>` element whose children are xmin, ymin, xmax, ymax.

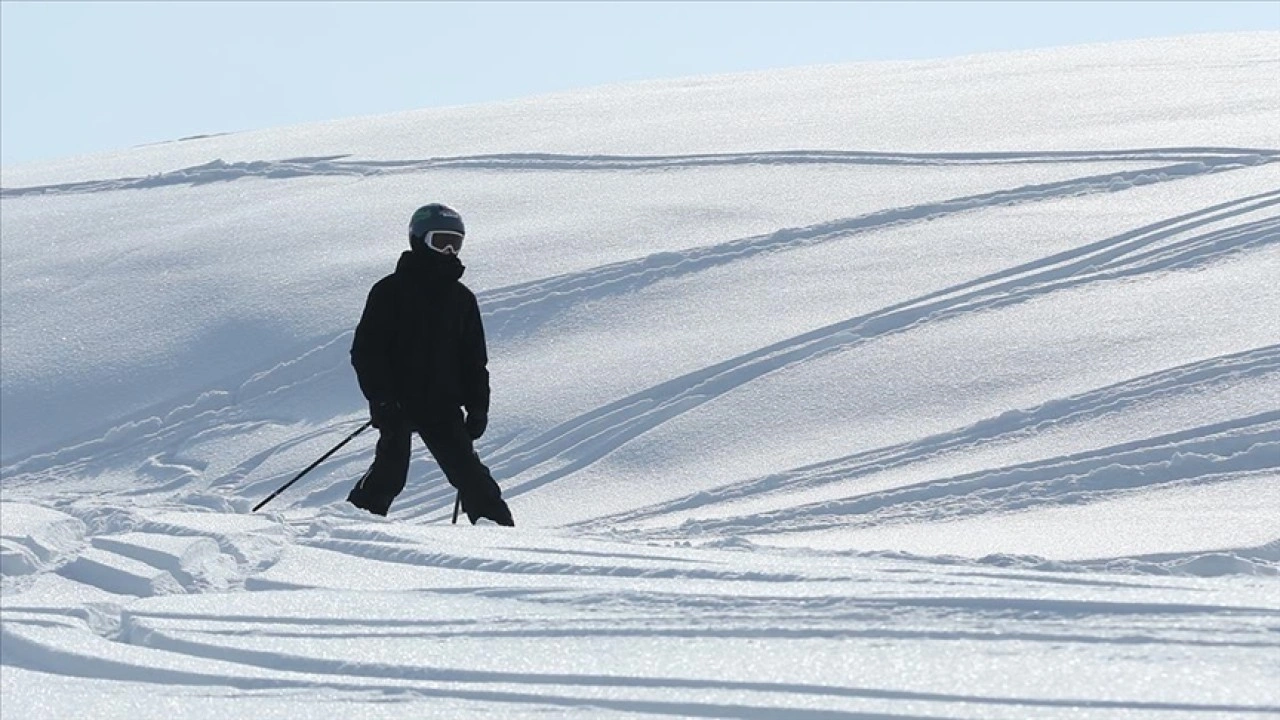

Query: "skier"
<box><xmin>346</xmin><ymin>203</ymin><xmax>514</xmax><ymax>526</ymax></box>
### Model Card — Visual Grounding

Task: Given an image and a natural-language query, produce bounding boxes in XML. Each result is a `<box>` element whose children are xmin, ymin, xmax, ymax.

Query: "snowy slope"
<box><xmin>2</xmin><ymin>33</ymin><xmax>1279</xmax><ymax>719</ymax></box>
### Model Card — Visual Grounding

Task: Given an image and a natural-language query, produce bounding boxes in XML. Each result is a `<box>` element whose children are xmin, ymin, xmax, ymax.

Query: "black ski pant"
<box><xmin>348</xmin><ymin>407</ymin><xmax>506</xmax><ymax>519</ymax></box>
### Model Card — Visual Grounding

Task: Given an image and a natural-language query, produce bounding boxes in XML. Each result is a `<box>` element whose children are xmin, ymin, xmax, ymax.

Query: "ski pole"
<box><xmin>452</xmin><ymin>492</ymin><xmax>461</xmax><ymax>524</ymax></box>
<box><xmin>253</xmin><ymin>420</ymin><xmax>373</xmax><ymax>512</ymax></box>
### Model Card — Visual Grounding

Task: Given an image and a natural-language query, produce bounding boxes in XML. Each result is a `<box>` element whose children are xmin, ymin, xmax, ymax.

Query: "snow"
<box><xmin>3</xmin><ymin>33</ymin><xmax>1280</xmax><ymax>718</ymax></box>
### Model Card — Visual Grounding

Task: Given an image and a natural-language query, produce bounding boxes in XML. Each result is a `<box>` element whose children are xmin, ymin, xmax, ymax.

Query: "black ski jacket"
<box><xmin>350</xmin><ymin>250</ymin><xmax>490</xmax><ymax>420</ymax></box>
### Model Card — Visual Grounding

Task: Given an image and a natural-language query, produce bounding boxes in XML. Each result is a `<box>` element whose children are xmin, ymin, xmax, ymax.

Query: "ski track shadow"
<box><xmin>666</xmin><ymin>412</ymin><xmax>1280</xmax><ymax>537</ymax></box>
<box><xmin>3</xmin><ymin>149</ymin><xmax>1276</xmax><ymax>532</ymax></box>
<box><xmin>423</xmin><ymin>191</ymin><xmax>1279</xmax><ymax>518</ymax></box>
<box><xmin>4</xmin><ymin>596</ymin><xmax>1276</xmax><ymax>719</ymax></box>
<box><xmin>580</xmin><ymin>344</ymin><xmax>1280</xmax><ymax>532</ymax></box>
<box><xmin>4</xmin><ymin>146</ymin><xmax>1275</xmax><ymax>197</ymax></box>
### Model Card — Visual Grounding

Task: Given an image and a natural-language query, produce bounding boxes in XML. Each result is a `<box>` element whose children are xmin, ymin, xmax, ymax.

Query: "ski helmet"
<box><xmin>408</xmin><ymin>203</ymin><xmax>466</xmax><ymax>255</ymax></box>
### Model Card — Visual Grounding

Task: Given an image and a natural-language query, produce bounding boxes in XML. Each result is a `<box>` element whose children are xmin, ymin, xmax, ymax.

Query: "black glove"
<box><xmin>464</xmin><ymin>408</ymin><xmax>488</xmax><ymax>439</ymax></box>
<box><xmin>369</xmin><ymin>400</ymin><xmax>402</xmax><ymax>430</ymax></box>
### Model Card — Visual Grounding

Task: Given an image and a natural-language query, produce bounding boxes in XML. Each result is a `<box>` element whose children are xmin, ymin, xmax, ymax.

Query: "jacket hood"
<box><xmin>395</xmin><ymin>249</ymin><xmax>465</xmax><ymax>284</ymax></box>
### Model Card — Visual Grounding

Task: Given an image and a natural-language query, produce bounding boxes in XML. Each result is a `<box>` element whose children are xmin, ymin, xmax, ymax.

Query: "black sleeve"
<box><xmin>460</xmin><ymin>291</ymin><xmax>491</xmax><ymax>416</ymax></box>
<box><xmin>350</xmin><ymin>279</ymin><xmax>398</xmax><ymax>404</ymax></box>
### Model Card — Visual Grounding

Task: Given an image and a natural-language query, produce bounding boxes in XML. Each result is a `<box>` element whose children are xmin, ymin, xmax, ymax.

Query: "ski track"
<box><xmin>579</xmin><ymin>345</ymin><xmax>1280</xmax><ymax>532</ymax></box>
<box><xmin>4</xmin><ymin>550</ymin><xmax>1278</xmax><ymax>717</ymax></box>
<box><xmin>11</xmin><ymin>613</ymin><xmax>1274</xmax><ymax>720</ymax></box>
<box><xmin>413</xmin><ymin>191</ymin><xmax>1279</xmax><ymax>518</ymax></box>
<box><xmin>3</xmin><ymin>146</ymin><xmax>1276</xmax><ymax>197</ymax></box>
<box><xmin>4</xmin><ymin>148</ymin><xmax>1278</xmax><ymax>550</ymax></box>
<box><xmin>662</xmin><ymin>411</ymin><xmax>1280</xmax><ymax>537</ymax></box>
<box><xmin>4</xmin><ymin>512</ymin><xmax>1280</xmax><ymax>717</ymax></box>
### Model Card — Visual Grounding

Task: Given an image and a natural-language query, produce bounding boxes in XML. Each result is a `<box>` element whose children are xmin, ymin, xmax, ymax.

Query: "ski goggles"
<box><xmin>422</xmin><ymin>230</ymin><xmax>464</xmax><ymax>255</ymax></box>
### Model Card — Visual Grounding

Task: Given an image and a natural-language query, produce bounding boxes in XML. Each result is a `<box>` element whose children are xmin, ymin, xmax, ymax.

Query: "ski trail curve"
<box><xmin>395</xmin><ymin>192</ymin><xmax>1279</xmax><ymax>518</ymax></box>
<box><xmin>575</xmin><ymin>344</ymin><xmax>1280</xmax><ymax>531</ymax></box>
<box><xmin>3</xmin><ymin>147</ymin><xmax>1274</xmax><ymax>198</ymax></box>
<box><xmin>664</xmin><ymin>411</ymin><xmax>1280</xmax><ymax>538</ymax></box>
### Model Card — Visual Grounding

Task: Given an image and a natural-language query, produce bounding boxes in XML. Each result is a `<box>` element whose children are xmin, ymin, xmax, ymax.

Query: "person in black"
<box><xmin>346</xmin><ymin>203</ymin><xmax>514</xmax><ymax>526</ymax></box>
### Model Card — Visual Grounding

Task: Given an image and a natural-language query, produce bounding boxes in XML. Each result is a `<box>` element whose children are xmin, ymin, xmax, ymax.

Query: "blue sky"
<box><xmin>2</xmin><ymin>1</ymin><xmax>1276</xmax><ymax>166</ymax></box>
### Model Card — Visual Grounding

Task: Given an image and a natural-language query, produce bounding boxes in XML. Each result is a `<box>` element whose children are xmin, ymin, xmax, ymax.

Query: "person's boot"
<box><xmin>487</xmin><ymin>500</ymin><xmax>514</xmax><ymax>527</ymax></box>
<box><xmin>346</xmin><ymin>487</ymin><xmax>391</xmax><ymax>516</ymax></box>
<box><xmin>467</xmin><ymin>498</ymin><xmax>514</xmax><ymax>527</ymax></box>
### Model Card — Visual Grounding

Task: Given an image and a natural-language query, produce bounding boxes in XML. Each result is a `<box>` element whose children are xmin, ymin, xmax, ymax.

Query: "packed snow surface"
<box><xmin>2</xmin><ymin>34</ymin><xmax>1279</xmax><ymax>719</ymax></box>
